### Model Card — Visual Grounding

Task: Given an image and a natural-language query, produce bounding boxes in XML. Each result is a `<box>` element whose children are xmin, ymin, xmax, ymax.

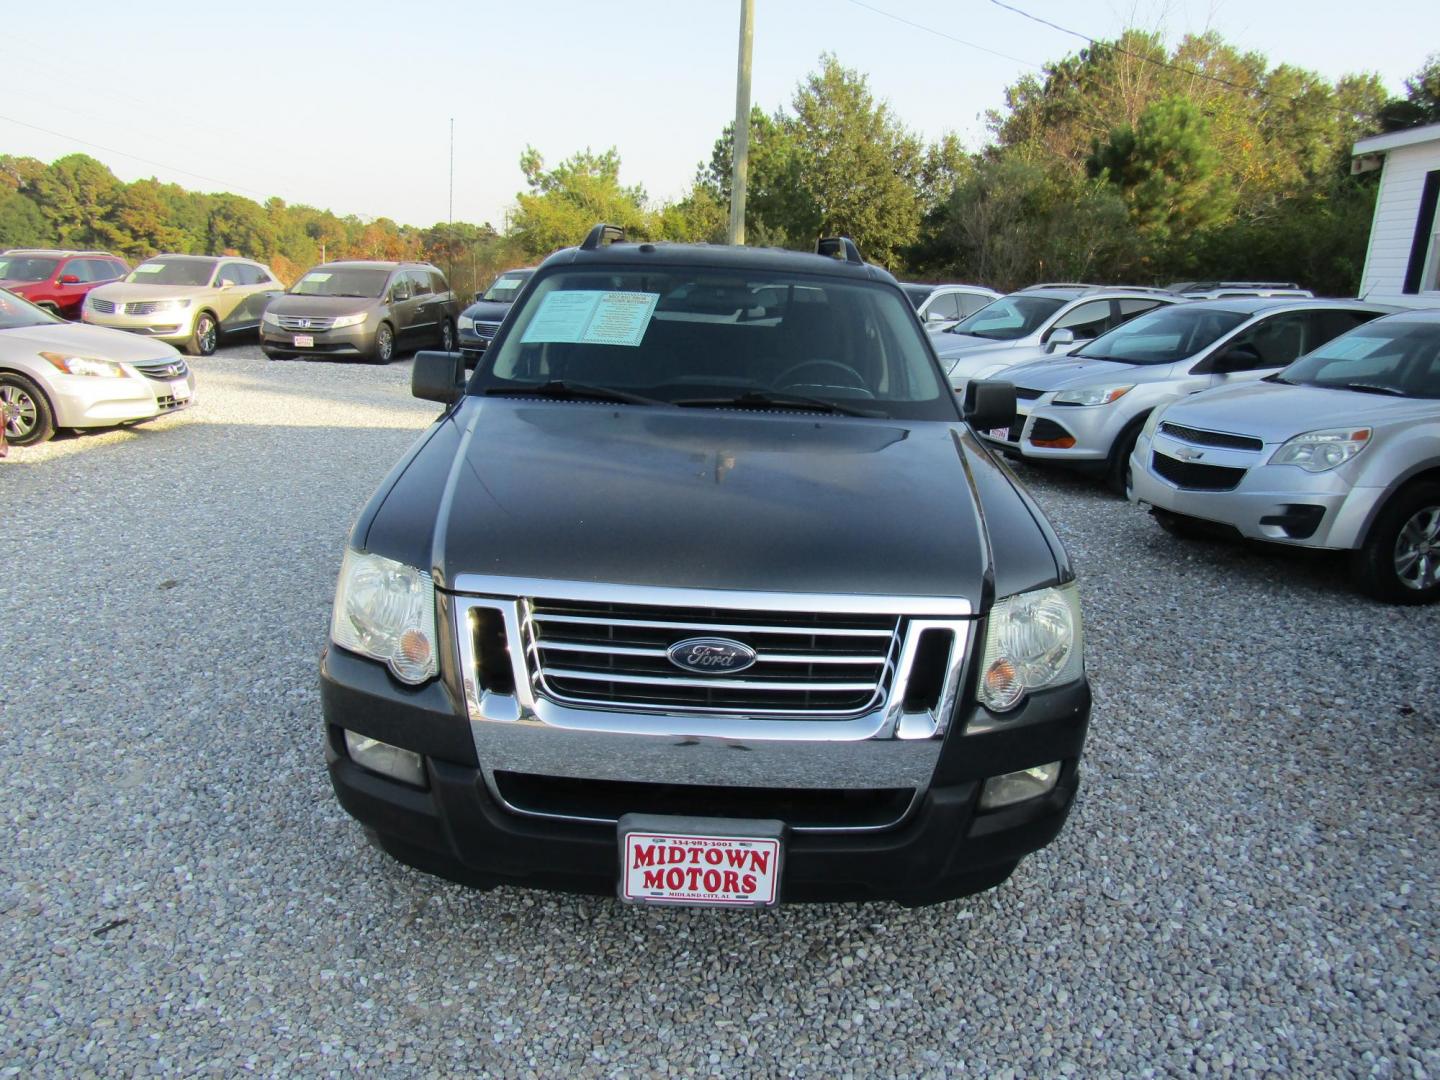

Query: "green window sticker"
<box><xmin>520</xmin><ymin>290</ymin><xmax>659</xmax><ymax>347</ymax></box>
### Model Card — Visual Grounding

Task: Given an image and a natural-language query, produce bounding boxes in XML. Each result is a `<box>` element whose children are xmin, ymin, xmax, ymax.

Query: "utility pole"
<box><xmin>727</xmin><ymin>0</ymin><xmax>754</xmax><ymax>246</ymax></box>
<box><xmin>448</xmin><ymin>117</ymin><xmax>455</xmax><ymax>286</ymax></box>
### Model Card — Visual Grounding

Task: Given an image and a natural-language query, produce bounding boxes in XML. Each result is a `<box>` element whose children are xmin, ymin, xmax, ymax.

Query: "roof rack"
<box><xmin>580</xmin><ymin>224</ymin><xmax>626</xmax><ymax>251</ymax></box>
<box><xmin>816</xmin><ymin>236</ymin><xmax>864</xmax><ymax>264</ymax></box>
<box><xmin>1021</xmin><ymin>282</ymin><xmax>1174</xmax><ymax>296</ymax></box>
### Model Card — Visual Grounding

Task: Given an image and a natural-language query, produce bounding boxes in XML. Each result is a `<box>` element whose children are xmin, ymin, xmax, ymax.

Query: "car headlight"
<box><xmin>977</xmin><ymin>583</ymin><xmax>1084</xmax><ymax>713</ymax></box>
<box><xmin>262</xmin><ymin>310</ymin><xmax>282</xmax><ymax>327</ymax></box>
<box><xmin>457</xmin><ymin>314</ymin><xmax>475</xmax><ymax>331</ymax></box>
<box><xmin>39</xmin><ymin>352</ymin><xmax>129</xmax><ymax>378</ymax></box>
<box><xmin>330</xmin><ymin>549</ymin><xmax>439</xmax><ymax>684</ymax></box>
<box><xmin>1269</xmin><ymin>427</ymin><xmax>1371</xmax><ymax>472</ymax></box>
<box><xmin>153</xmin><ymin>299</ymin><xmax>192</xmax><ymax>312</ymax></box>
<box><xmin>330</xmin><ymin>312</ymin><xmax>368</xmax><ymax>329</ymax></box>
<box><xmin>1053</xmin><ymin>385</ymin><xmax>1133</xmax><ymax>406</ymax></box>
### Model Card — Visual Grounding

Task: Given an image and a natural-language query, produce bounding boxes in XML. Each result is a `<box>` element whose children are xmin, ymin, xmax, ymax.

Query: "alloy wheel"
<box><xmin>198</xmin><ymin>316</ymin><xmax>217</xmax><ymax>354</ymax></box>
<box><xmin>0</xmin><ymin>383</ymin><xmax>37</xmax><ymax>439</ymax></box>
<box><xmin>1394</xmin><ymin>505</ymin><xmax>1440</xmax><ymax>591</ymax></box>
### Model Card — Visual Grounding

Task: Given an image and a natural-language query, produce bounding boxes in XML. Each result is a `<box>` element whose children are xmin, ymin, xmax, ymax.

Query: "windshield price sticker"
<box><xmin>494</xmin><ymin>277</ymin><xmax>523</xmax><ymax>290</ymax></box>
<box><xmin>521</xmin><ymin>290</ymin><xmax>659</xmax><ymax>347</ymax></box>
<box><xmin>303</xmin><ymin>272</ymin><xmax>333</xmax><ymax>283</ymax></box>
<box><xmin>1321</xmin><ymin>337</ymin><xmax>1388</xmax><ymax>360</ymax></box>
<box><xmin>134</xmin><ymin>264</ymin><xmax>163</xmax><ymax>273</ymax></box>
<box><xmin>622</xmin><ymin>831</ymin><xmax>781</xmax><ymax>907</ymax></box>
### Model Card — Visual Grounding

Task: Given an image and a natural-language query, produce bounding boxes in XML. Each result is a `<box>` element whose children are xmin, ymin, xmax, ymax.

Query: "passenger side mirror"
<box><xmin>59</xmin><ymin>273</ymin><xmax>81</xmax><ymax>285</ymax></box>
<box><xmin>412</xmin><ymin>350</ymin><xmax>466</xmax><ymax>404</ymax></box>
<box><xmin>1044</xmin><ymin>327</ymin><xmax>1076</xmax><ymax>351</ymax></box>
<box><xmin>962</xmin><ymin>379</ymin><xmax>1016</xmax><ymax>432</ymax></box>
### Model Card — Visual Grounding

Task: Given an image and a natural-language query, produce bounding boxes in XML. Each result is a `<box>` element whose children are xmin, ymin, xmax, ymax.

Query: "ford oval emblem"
<box><xmin>667</xmin><ymin>637</ymin><xmax>757</xmax><ymax>675</ymax></box>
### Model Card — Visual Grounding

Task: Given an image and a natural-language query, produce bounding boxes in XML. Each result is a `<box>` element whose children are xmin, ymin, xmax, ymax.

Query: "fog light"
<box><xmin>979</xmin><ymin>761</ymin><xmax>1061</xmax><ymax>810</ymax></box>
<box><xmin>344</xmin><ymin>730</ymin><xmax>427</xmax><ymax>788</ymax></box>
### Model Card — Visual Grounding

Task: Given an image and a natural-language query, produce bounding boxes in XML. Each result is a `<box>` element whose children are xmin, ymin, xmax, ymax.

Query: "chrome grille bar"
<box><xmin>532</xmin><ymin>613</ymin><xmax>894</xmax><ymax>637</ymax></box>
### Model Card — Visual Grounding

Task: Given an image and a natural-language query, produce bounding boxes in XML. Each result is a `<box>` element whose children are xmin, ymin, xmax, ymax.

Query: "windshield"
<box><xmin>950</xmin><ymin>295</ymin><xmax>1064</xmax><ymax>340</ymax></box>
<box><xmin>291</xmin><ymin>267</ymin><xmax>389</xmax><ymax>298</ymax></box>
<box><xmin>1073</xmin><ymin>307</ymin><xmax>1250</xmax><ymax>365</ymax></box>
<box><xmin>475</xmin><ymin>267</ymin><xmax>956</xmax><ymax>421</ymax></box>
<box><xmin>0</xmin><ymin>289</ymin><xmax>61</xmax><ymax>329</ymax></box>
<box><xmin>0</xmin><ymin>256</ymin><xmax>60</xmax><ymax>283</ymax></box>
<box><xmin>901</xmin><ymin>284</ymin><xmax>933</xmax><ymax>310</ymax></box>
<box><xmin>1279</xmin><ymin>320</ymin><xmax>1440</xmax><ymax>399</ymax></box>
<box><xmin>482</xmin><ymin>270</ymin><xmax>534</xmax><ymax>303</ymax></box>
<box><xmin>127</xmin><ymin>260</ymin><xmax>215</xmax><ymax>286</ymax></box>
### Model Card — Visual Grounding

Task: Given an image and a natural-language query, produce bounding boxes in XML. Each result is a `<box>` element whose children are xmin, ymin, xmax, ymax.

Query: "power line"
<box><xmin>842</xmin><ymin>0</ymin><xmax>1042</xmax><ymax>70</ymax></box>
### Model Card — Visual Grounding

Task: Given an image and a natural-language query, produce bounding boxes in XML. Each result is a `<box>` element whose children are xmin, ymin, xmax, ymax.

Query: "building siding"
<box><xmin>1360</xmin><ymin>140</ymin><xmax>1440</xmax><ymax>308</ymax></box>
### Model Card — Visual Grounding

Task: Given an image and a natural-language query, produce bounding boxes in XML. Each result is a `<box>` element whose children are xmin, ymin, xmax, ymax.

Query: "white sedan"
<box><xmin>0</xmin><ymin>289</ymin><xmax>195</xmax><ymax>447</ymax></box>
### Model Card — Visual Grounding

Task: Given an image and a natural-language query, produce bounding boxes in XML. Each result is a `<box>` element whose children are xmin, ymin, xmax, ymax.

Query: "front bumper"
<box><xmin>83</xmin><ymin>307</ymin><xmax>196</xmax><ymax>345</ymax></box>
<box><xmin>980</xmin><ymin>400</ymin><xmax>1124</xmax><ymax>464</ymax></box>
<box><xmin>261</xmin><ymin>323</ymin><xmax>375</xmax><ymax>358</ymax></box>
<box><xmin>47</xmin><ymin>368</ymin><xmax>197</xmax><ymax>428</ymax></box>
<box><xmin>1129</xmin><ymin>428</ymin><xmax>1384</xmax><ymax>550</ymax></box>
<box><xmin>321</xmin><ymin>621</ymin><xmax>1091</xmax><ymax>906</ymax></box>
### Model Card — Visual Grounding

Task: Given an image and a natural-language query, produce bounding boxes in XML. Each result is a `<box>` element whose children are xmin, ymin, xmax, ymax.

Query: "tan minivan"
<box><xmin>260</xmin><ymin>261</ymin><xmax>460</xmax><ymax>363</ymax></box>
<box><xmin>83</xmin><ymin>255</ymin><xmax>282</xmax><ymax>355</ymax></box>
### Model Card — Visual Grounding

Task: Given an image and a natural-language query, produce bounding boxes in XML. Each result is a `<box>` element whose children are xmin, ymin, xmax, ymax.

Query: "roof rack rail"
<box><xmin>580</xmin><ymin>224</ymin><xmax>626</xmax><ymax>251</ymax></box>
<box><xmin>816</xmin><ymin>236</ymin><xmax>864</xmax><ymax>264</ymax></box>
<box><xmin>1021</xmin><ymin>282</ymin><xmax>1096</xmax><ymax>291</ymax></box>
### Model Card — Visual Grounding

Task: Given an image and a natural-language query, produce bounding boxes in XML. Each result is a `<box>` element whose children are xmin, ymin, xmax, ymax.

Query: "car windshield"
<box><xmin>127</xmin><ymin>260</ymin><xmax>214</xmax><ymax>286</ymax></box>
<box><xmin>291</xmin><ymin>267</ymin><xmax>389</xmax><ymax>298</ymax></box>
<box><xmin>475</xmin><ymin>266</ymin><xmax>956</xmax><ymax>421</ymax></box>
<box><xmin>1072</xmin><ymin>307</ymin><xmax>1251</xmax><ymax>365</ymax></box>
<box><xmin>1278</xmin><ymin>320</ymin><xmax>1440</xmax><ymax>399</ymax></box>
<box><xmin>0</xmin><ymin>256</ymin><xmax>60</xmax><ymax>282</ymax></box>
<box><xmin>949</xmin><ymin>295</ymin><xmax>1064</xmax><ymax>340</ymax></box>
<box><xmin>482</xmin><ymin>270</ymin><xmax>533</xmax><ymax>303</ymax></box>
<box><xmin>901</xmin><ymin>284</ymin><xmax>933</xmax><ymax>310</ymax></box>
<box><xmin>0</xmin><ymin>289</ymin><xmax>61</xmax><ymax>329</ymax></box>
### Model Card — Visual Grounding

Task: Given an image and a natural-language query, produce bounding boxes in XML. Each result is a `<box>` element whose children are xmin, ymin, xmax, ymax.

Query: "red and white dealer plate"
<box><xmin>621</xmin><ymin>830</ymin><xmax>781</xmax><ymax>908</ymax></box>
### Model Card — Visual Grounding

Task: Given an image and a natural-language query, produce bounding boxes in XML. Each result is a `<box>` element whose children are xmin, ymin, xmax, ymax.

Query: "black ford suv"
<box><xmin>322</xmin><ymin>226</ymin><xmax>1091</xmax><ymax>907</ymax></box>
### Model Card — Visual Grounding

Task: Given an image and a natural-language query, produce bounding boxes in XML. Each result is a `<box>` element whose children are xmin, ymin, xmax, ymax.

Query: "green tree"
<box><xmin>30</xmin><ymin>154</ymin><xmax>124</xmax><ymax>248</ymax></box>
<box><xmin>510</xmin><ymin>146</ymin><xmax>654</xmax><ymax>257</ymax></box>
<box><xmin>1380</xmin><ymin>54</ymin><xmax>1440</xmax><ymax>131</ymax></box>
<box><xmin>0</xmin><ymin>189</ymin><xmax>51</xmax><ymax>248</ymax></box>
<box><xmin>113</xmin><ymin>179</ymin><xmax>187</xmax><ymax>257</ymax></box>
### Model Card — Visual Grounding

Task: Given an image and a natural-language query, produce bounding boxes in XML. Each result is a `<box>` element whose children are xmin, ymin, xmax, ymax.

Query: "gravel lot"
<box><xmin>2</xmin><ymin>346</ymin><xmax>1436</xmax><ymax>1077</ymax></box>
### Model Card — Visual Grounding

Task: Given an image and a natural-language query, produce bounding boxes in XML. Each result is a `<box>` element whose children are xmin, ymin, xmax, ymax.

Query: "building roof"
<box><xmin>1352</xmin><ymin>121</ymin><xmax>1440</xmax><ymax>156</ymax></box>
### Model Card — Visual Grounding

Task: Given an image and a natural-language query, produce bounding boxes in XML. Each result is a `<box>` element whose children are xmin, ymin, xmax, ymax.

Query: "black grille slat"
<box><xmin>1151</xmin><ymin>452</ymin><xmax>1247</xmax><ymax>491</ymax></box>
<box><xmin>1159</xmin><ymin>422</ymin><xmax>1263</xmax><ymax>451</ymax></box>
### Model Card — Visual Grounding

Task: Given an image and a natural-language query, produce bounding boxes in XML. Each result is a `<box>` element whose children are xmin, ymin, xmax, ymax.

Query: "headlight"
<box><xmin>330</xmin><ymin>312</ymin><xmax>368</xmax><ymax>329</ymax></box>
<box><xmin>457</xmin><ymin>314</ymin><xmax>475</xmax><ymax>331</ymax></box>
<box><xmin>978</xmin><ymin>584</ymin><xmax>1084</xmax><ymax>713</ymax></box>
<box><xmin>39</xmin><ymin>352</ymin><xmax>129</xmax><ymax>378</ymax></box>
<box><xmin>153</xmin><ymin>299</ymin><xmax>192</xmax><ymax>312</ymax></box>
<box><xmin>1269</xmin><ymin>427</ymin><xmax>1371</xmax><ymax>473</ymax></box>
<box><xmin>330</xmin><ymin>550</ymin><xmax>439</xmax><ymax>684</ymax></box>
<box><xmin>1053</xmin><ymin>385</ymin><xmax>1133</xmax><ymax>406</ymax></box>
<box><xmin>262</xmin><ymin>311</ymin><xmax>282</xmax><ymax>327</ymax></box>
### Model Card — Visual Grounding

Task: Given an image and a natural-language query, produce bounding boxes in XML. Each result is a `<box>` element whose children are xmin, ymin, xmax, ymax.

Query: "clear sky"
<box><xmin>4</xmin><ymin>0</ymin><xmax>1436</xmax><ymax>231</ymax></box>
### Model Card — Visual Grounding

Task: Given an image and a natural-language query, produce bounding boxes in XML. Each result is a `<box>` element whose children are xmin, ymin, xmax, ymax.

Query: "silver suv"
<box><xmin>1130</xmin><ymin>309</ymin><xmax>1440</xmax><ymax>604</ymax></box>
<box><xmin>983</xmin><ymin>298</ymin><xmax>1393</xmax><ymax>491</ymax></box>
<box><xmin>935</xmin><ymin>284</ymin><xmax>1180</xmax><ymax>391</ymax></box>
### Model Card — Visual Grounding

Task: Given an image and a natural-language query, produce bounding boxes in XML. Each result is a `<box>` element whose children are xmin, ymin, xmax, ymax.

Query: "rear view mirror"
<box><xmin>412</xmin><ymin>350</ymin><xmax>466</xmax><ymax>404</ymax></box>
<box><xmin>962</xmin><ymin>380</ymin><xmax>1016</xmax><ymax>432</ymax></box>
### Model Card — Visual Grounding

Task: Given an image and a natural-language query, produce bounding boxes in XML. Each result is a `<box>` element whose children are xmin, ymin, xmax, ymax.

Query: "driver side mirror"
<box><xmin>59</xmin><ymin>274</ymin><xmax>81</xmax><ymax>285</ymax></box>
<box><xmin>924</xmin><ymin>308</ymin><xmax>947</xmax><ymax>323</ymax></box>
<box><xmin>1044</xmin><ymin>327</ymin><xmax>1076</xmax><ymax>352</ymax></box>
<box><xmin>412</xmin><ymin>350</ymin><xmax>466</xmax><ymax>404</ymax></box>
<box><xmin>962</xmin><ymin>379</ymin><xmax>1016</xmax><ymax>432</ymax></box>
<box><xmin>391</xmin><ymin>284</ymin><xmax>412</xmax><ymax>302</ymax></box>
<box><xmin>1213</xmin><ymin>343</ymin><xmax>1262</xmax><ymax>373</ymax></box>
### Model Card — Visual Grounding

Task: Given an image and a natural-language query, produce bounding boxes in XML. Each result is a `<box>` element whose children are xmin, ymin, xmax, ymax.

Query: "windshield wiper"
<box><xmin>483</xmin><ymin>380</ymin><xmax>664</xmax><ymax>406</ymax></box>
<box><xmin>673</xmin><ymin>390</ymin><xmax>884</xmax><ymax>418</ymax></box>
<box><xmin>1342</xmin><ymin>382</ymin><xmax>1406</xmax><ymax>397</ymax></box>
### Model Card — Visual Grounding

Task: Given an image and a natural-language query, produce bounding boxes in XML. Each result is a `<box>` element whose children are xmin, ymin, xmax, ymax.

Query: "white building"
<box><xmin>1352</xmin><ymin>122</ymin><xmax>1440</xmax><ymax>308</ymax></box>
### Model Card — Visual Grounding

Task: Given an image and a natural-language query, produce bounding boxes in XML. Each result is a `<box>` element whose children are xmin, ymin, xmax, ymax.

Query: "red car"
<box><xmin>0</xmin><ymin>249</ymin><xmax>129</xmax><ymax>320</ymax></box>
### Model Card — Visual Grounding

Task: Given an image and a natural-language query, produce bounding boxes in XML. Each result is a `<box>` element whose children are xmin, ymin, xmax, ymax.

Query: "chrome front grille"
<box><xmin>133</xmin><ymin>358</ymin><xmax>189</xmax><ymax>381</ymax></box>
<box><xmin>475</xmin><ymin>320</ymin><xmax>502</xmax><ymax>340</ymax></box>
<box><xmin>277</xmin><ymin>315</ymin><xmax>336</xmax><ymax>332</ymax></box>
<box><xmin>89</xmin><ymin>298</ymin><xmax>116</xmax><ymax>313</ymax></box>
<box><xmin>125</xmin><ymin>301</ymin><xmax>171</xmax><ymax>315</ymax></box>
<box><xmin>524</xmin><ymin>599</ymin><xmax>900</xmax><ymax>716</ymax></box>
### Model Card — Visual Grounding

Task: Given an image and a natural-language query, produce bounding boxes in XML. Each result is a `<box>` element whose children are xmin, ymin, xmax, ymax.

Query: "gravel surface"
<box><xmin>2</xmin><ymin>346</ymin><xmax>1436</xmax><ymax>1077</ymax></box>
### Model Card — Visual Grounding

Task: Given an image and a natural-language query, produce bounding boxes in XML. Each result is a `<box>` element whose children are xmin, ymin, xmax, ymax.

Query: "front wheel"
<box><xmin>1106</xmin><ymin>418</ymin><xmax>1147</xmax><ymax>496</ymax></box>
<box><xmin>369</xmin><ymin>322</ymin><xmax>395</xmax><ymax>364</ymax></box>
<box><xmin>0</xmin><ymin>372</ymin><xmax>55</xmax><ymax>446</ymax></box>
<box><xmin>1351</xmin><ymin>483</ymin><xmax>1440</xmax><ymax>604</ymax></box>
<box><xmin>187</xmin><ymin>311</ymin><xmax>218</xmax><ymax>357</ymax></box>
<box><xmin>438</xmin><ymin>319</ymin><xmax>455</xmax><ymax>352</ymax></box>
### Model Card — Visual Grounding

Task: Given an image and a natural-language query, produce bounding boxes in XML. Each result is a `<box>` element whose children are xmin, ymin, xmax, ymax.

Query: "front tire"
<box><xmin>1106</xmin><ymin>418</ymin><xmax>1147</xmax><ymax>496</ymax></box>
<box><xmin>369</xmin><ymin>322</ymin><xmax>395</xmax><ymax>364</ymax></box>
<box><xmin>187</xmin><ymin>311</ymin><xmax>219</xmax><ymax>357</ymax></box>
<box><xmin>1351</xmin><ymin>483</ymin><xmax>1440</xmax><ymax>605</ymax></box>
<box><xmin>0</xmin><ymin>372</ymin><xmax>56</xmax><ymax>446</ymax></box>
<box><xmin>438</xmin><ymin>319</ymin><xmax>455</xmax><ymax>352</ymax></box>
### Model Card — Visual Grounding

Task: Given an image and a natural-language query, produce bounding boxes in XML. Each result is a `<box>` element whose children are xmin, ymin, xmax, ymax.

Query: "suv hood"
<box><xmin>89</xmin><ymin>281</ymin><xmax>213</xmax><ymax>303</ymax></box>
<box><xmin>1160</xmin><ymin>380</ymin><xmax>1440</xmax><ymax>441</ymax></box>
<box><xmin>390</xmin><ymin>401</ymin><xmax>1024</xmax><ymax>600</ymax></box>
<box><xmin>0</xmin><ymin>321</ymin><xmax>182</xmax><ymax>361</ymax></box>
<box><xmin>1000</xmin><ymin>355</ymin><xmax>1143</xmax><ymax>392</ymax></box>
<box><xmin>266</xmin><ymin>294</ymin><xmax>378</xmax><ymax>317</ymax></box>
<box><xmin>934</xmin><ymin>333</ymin><xmax>1017</xmax><ymax>359</ymax></box>
<box><xmin>462</xmin><ymin>299</ymin><xmax>513</xmax><ymax>322</ymax></box>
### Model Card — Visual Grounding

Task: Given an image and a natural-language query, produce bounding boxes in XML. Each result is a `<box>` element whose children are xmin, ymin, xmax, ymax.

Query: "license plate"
<box><xmin>293</xmin><ymin>334</ymin><xmax>314</xmax><ymax>348</ymax></box>
<box><xmin>619</xmin><ymin>814</ymin><xmax>783</xmax><ymax>908</ymax></box>
<box><xmin>171</xmin><ymin>380</ymin><xmax>191</xmax><ymax>401</ymax></box>
<box><xmin>988</xmin><ymin>426</ymin><xmax>1009</xmax><ymax>441</ymax></box>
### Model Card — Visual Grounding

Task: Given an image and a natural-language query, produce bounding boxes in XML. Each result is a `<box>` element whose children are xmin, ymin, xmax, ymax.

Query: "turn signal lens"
<box><xmin>977</xmin><ymin>584</ymin><xmax>1084</xmax><ymax>713</ymax></box>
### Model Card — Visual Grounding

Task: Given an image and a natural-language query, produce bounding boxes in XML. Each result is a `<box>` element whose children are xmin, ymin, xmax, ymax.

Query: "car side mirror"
<box><xmin>59</xmin><ymin>273</ymin><xmax>81</xmax><ymax>285</ymax></box>
<box><xmin>392</xmin><ymin>286</ymin><xmax>411</xmax><ymax>302</ymax></box>
<box><xmin>924</xmin><ymin>308</ymin><xmax>946</xmax><ymax>323</ymax></box>
<box><xmin>1044</xmin><ymin>327</ymin><xmax>1076</xmax><ymax>351</ymax></box>
<box><xmin>474</xmin><ymin>291</ymin><xmax>485</xmax><ymax>303</ymax></box>
<box><xmin>412</xmin><ymin>350</ymin><xmax>466</xmax><ymax>404</ymax></box>
<box><xmin>1214</xmin><ymin>343</ymin><xmax>1262</xmax><ymax>372</ymax></box>
<box><xmin>962</xmin><ymin>379</ymin><xmax>1016</xmax><ymax>432</ymax></box>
